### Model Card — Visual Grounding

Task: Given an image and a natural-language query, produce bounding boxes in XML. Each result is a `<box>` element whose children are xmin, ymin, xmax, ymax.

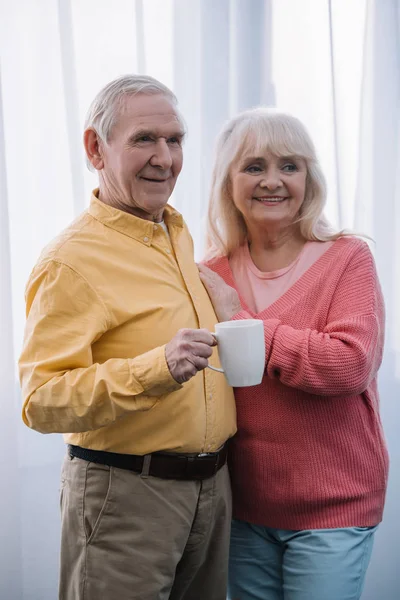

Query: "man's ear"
<box><xmin>84</xmin><ymin>128</ymin><xmax>105</xmax><ymax>170</ymax></box>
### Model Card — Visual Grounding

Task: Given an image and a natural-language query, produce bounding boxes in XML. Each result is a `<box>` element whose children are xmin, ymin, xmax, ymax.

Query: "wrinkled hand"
<box><xmin>198</xmin><ymin>264</ymin><xmax>242</xmax><ymax>322</ymax></box>
<box><xmin>165</xmin><ymin>328</ymin><xmax>217</xmax><ymax>384</ymax></box>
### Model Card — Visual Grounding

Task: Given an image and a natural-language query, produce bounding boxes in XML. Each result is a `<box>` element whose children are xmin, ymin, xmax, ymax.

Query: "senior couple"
<box><xmin>19</xmin><ymin>75</ymin><xmax>388</xmax><ymax>600</ymax></box>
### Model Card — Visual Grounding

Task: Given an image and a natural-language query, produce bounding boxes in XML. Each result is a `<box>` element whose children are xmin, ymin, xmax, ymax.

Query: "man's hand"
<box><xmin>165</xmin><ymin>328</ymin><xmax>217</xmax><ymax>384</ymax></box>
<box><xmin>198</xmin><ymin>264</ymin><xmax>242</xmax><ymax>322</ymax></box>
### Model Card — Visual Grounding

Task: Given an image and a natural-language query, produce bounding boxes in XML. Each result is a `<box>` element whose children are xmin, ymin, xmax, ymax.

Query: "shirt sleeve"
<box><xmin>231</xmin><ymin>242</ymin><xmax>385</xmax><ymax>396</ymax></box>
<box><xmin>19</xmin><ymin>260</ymin><xmax>181</xmax><ymax>434</ymax></box>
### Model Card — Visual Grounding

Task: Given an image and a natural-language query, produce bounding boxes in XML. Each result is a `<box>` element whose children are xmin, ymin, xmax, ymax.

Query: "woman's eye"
<box><xmin>245</xmin><ymin>165</ymin><xmax>262</xmax><ymax>173</ymax></box>
<box><xmin>282</xmin><ymin>163</ymin><xmax>298</xmax><ymax>172</ymax></box>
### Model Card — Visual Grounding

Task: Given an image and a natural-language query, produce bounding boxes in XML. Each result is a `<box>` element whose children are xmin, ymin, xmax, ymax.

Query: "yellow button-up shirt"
<box><xmin>19</xmin><ymin>193</ymin><xmax>236</xmax><ymax>454</ymax></box>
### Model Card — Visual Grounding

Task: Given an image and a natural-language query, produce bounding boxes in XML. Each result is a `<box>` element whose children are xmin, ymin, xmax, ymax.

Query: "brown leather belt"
<box><xmin>68</xmin><ymin>443</ymin><xmax>228</xmax><ymax>481</ymax></box>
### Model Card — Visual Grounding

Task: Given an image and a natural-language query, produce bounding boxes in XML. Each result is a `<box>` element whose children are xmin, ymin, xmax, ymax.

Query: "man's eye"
<box><xmin>138</xmin><ymin>136</ymin><xmax>152</xmax><ymax>142</ymax></box>
<box><xmin>168</xmin><ymin>137</ymin><xmax>181</xmax><ymax>145</ymax></box>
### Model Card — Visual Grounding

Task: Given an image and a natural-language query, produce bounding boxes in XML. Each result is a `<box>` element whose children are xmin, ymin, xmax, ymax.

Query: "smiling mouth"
<box><xmin>141</xmin><ymin>177</ymin><xmax>168</xmax><ymax>183</ymax></box>
<box><xmin>253</xmin><ymin>196</ymin><xmax>289</xmax><ymax>203</ymax></box>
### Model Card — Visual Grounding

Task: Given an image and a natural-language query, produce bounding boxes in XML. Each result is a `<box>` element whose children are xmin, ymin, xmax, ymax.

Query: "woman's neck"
<box><xmin>247</xmin><ymin>226</ymin><xmax>307</xmax><ymax>272</ymax></box>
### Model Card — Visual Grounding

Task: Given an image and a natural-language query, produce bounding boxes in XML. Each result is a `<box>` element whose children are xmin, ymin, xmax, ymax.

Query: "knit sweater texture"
<box><xmin>207</xmin><ymin>237</ymin><xmax>389</xmax><ymax>529</ymax></box>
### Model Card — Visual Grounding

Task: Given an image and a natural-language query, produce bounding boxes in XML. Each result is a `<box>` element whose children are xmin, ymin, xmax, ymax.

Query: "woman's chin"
<box><xmin>251</xmin><ymin>212</ymin><xmax>294</xmax><ymax>227</ymax></box>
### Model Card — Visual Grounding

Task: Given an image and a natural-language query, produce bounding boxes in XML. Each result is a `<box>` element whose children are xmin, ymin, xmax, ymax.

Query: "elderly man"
<box><xmin>19</xmin><ymin>74</ymin><xmax>236</xmax><ymax>600</ymax></box>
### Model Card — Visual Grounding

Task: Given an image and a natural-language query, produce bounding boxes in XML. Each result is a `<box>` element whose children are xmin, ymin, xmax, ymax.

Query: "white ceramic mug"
<box><xmin>208</xmin><ymin>319</ymin><xmax>265</xmax><ymax>387</ymax></box>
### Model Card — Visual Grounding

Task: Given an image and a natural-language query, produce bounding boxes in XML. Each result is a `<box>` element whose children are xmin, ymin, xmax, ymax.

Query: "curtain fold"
<box><xmin>57</xmin><ymin>0</ymin><xmax>86</xmax><ymax>215</ymax></box>
<box><xmin>0</xmin><ymin>1</ymin><xmax>399</xmax><ymax>598</ymax></box>
<box><xmin>359</xmin><ymin>4</ymin><xmax>400</xmax><ymax>596</ymax></box>
<box><xmin>0</xmin><ymin>66</ymin><xmax>23</xmax><ymax>600</ymax></box>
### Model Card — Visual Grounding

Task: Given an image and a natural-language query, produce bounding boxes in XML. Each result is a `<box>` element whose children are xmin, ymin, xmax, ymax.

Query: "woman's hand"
<box><xmin>198</xmin><ymin>264</ymin><xmax>242</xmax><ymax>322</ymax></box>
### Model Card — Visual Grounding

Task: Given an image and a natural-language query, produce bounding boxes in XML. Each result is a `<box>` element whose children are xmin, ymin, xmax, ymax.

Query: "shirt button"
<box><xmin>143</xmin><ymin>236</ymin><xmax>149</xmax><ymax>243</ymax></box>
<box><xmin>165</xmin><ymin>248</ymin><xmax>171</xmax><ymax>254</ymax></box>
<box><xmin>153</xmin><ymin>225</ymin><xmax>157</xmax><ymax>230</ymax></box>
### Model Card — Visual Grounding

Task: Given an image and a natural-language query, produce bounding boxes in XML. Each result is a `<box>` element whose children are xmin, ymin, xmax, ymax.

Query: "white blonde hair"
<box><xmin>84</xmin><ymin>74</ymin><xmax>184</xmax><ymax>171</ymax></box>
<box><xmin>206</xmin><ymin>107</ymin><xmax>347</xmax><ymax>258</ymax></box>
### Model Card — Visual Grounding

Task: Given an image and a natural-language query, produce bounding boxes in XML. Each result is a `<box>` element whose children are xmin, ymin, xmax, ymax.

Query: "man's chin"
<box><xmin>137</xmin><ymin>198</ymin><xmax>170</xmax><ymax>218</ymax></box>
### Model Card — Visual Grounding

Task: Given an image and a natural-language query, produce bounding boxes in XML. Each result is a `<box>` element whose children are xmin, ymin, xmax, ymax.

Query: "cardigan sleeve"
<box><xmin>231</xmin><ymin>242</ymin><xmax>385</xmax><ymax>396</ymax></box>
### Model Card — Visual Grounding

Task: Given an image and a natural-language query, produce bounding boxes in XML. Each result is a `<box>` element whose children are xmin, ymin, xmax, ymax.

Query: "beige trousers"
<box><xmin>59</xmin><ymin>454</ymin><xmax>231</xmax><ymax>600</ymax></box>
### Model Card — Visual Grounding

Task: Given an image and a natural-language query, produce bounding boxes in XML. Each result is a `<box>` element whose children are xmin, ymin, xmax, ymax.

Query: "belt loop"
<box><xmin>140</xmin><ymin>454</ymin><xmax>152</xmax><ymax>478</ymax></box>
<box><xmin>68</xmin><ymin>446</ymin><xmax>74</xmax><ymax>461</ymax></box>
<box><xmin>185</xmin><ymin>455</ymin><xmax>195</xmax><ymax>478</ymax></box>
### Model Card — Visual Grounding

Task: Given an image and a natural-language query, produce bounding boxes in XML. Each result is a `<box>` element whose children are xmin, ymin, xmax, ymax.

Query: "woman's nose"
<box><xmin>260</xmin><ymin>170</ymin><xmax>282</xmax><ymax>190</ymax></box>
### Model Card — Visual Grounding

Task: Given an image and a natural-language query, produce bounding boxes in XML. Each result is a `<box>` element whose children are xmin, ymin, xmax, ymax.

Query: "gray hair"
<box><xmin>84</xmin><ymin>74</ymin><xmax>184</xmax><ymax>170</ymax></box>
<box><xmin>206</xmin><ymin>107</ymin><xmax>347</xmax><ymax>259</ymax></box>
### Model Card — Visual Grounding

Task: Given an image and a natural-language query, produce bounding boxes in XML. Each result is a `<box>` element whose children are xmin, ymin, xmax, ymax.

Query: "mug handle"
<box><xmin>207</xmin><ymin>332</ymin><xmax>224</xmax><ymax>373</ymax></box>
<box><xmin>208</xmin><ymin>364</ymin><xmax>224</xmax><ymax>373</ymax></box>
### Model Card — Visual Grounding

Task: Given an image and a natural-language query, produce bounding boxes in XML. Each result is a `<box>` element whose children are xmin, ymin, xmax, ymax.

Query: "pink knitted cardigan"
<box><xmin>207</xmin><ymin>237</ymin><xmax>388</xmax><ymax>529</ymax></box>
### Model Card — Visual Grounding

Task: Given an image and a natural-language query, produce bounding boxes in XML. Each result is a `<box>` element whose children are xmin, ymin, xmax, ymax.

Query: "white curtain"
<box><xmin>0</xmin><ymin>1</ymin><xmax>399</xmax><ymax>598</ymax></box>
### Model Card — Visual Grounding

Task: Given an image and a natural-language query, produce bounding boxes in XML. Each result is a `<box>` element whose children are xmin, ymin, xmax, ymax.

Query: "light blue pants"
<box><xmin>228</xmin><ymin>519</ymin><xmax>377</xmax><ymax>600</ymax></box>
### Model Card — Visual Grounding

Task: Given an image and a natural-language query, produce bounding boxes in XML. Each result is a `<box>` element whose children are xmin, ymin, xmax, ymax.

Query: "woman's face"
<box><xmin>229</xmin><ymin>149</ymin><xmax>307</xmax><ymax>231</ymax></box>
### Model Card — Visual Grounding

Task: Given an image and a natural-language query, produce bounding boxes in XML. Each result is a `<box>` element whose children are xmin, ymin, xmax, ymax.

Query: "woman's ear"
<box><xmin>300</xmin><ymin>172</ymin><xmax>313</xmax><ymax>213</ymax></box>
<box><xmin>224</xmin><ymin>175</ymin><xmax>232</xmax><ymax>197</ymax></box>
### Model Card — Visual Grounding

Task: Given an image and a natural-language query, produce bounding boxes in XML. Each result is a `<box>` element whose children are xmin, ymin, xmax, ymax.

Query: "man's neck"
<box><xmin>97</xmin><ymin>188</ymin><xmax>164</xmax><ymax>223</ymax></box>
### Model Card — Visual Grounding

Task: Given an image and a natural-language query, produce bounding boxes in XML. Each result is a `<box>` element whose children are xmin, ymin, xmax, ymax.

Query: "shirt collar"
<box><xmin>88</xmin><ymin>189</ymin><xmax>183</xmax><ymax>245</ymax></box>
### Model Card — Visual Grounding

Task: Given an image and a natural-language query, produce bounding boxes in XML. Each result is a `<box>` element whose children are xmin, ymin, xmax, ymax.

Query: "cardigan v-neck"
<box><xmin>211</xmin><ymin>236</ymin><xmax>349</xmax><ymax>319</ymax></box>
<box><xmin>228</xmin><ymin>240</ymin><xmax>334</xmax><ymax>314</ymax></box>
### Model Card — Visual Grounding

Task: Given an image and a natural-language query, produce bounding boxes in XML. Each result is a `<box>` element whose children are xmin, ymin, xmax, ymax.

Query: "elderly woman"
<box><xmin>198</xmin><ymin>108</ymin><xmax>388</xmax><ymax>600</ymax></box>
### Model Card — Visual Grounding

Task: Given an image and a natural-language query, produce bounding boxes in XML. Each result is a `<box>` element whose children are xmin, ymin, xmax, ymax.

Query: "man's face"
<box><xmin>97</xmin><ymin>93</ymin><xmax>184</xmax><ymax>221</ymax></box>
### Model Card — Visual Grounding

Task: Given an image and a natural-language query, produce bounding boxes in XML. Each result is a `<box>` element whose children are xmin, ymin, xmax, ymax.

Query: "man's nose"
<box><xmin>149</xmin><ymin>139</ymin><xmax>173</xmax><ymax>170</ymax></box>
